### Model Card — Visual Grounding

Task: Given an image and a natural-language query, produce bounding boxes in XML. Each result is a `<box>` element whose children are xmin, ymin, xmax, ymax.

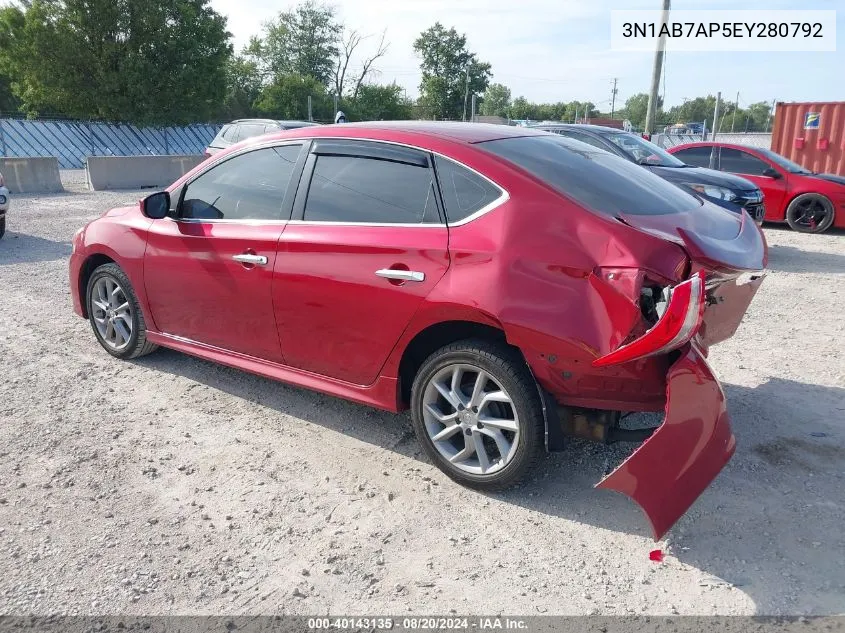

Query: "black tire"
<box><xmin>410</xmin><ymin>339</ymin><xmax>545</xmax><ymax>491</ymax></box>
<box><xmin>86</xmin><ymin>263</ymin><xmax>158</xmax><ymax>359</ymax></box>
<box><xmin>0</xmin><ymin>216</ymin><xmax>5</xmax><ymax>239</ymax></box>
<box><xmin>786</xmin><ymin>193</ymin><xmax>835</xmax><ymax>234</ymax></box>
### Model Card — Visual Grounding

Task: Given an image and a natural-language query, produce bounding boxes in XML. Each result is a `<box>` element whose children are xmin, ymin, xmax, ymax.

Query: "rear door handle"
<box><xmin>232</xmin><ymin>253</ymin><xmax>268</xmax><ymax>266</ymax></box>
<box><xmin>375</xmin><ymin>269</ymin><xmax>425</xmax><ymax>282</ymax></box>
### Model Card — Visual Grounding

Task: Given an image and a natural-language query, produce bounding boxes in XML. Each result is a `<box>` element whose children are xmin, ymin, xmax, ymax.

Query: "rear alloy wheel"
<box><xmin>410</xmin><ymin>340</ymin><xmax>545</xmax><ymax>490</ymax></box>
<box><xmin>86</xmin><ymin>263</ymin><xmax>158</xmax><ymax>359</ymax></box>
<box><xmin>786</xmin><ymin>193</ymin><xmax>835</xmax><ymax>234</ymax></box>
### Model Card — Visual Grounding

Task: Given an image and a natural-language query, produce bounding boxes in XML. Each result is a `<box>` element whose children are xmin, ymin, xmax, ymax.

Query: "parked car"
<box><xmin>205</xmin><ymin>119</ymin><xmax>320</xmax><ymax>157</ymax></box>
<box><xmin>0</xmin><ymin>170</ymin><xmax>9</xmax><ymax>238</ymax></box>
<box><xmin>667</xmin><ymin>142</ymin><xmax>845</xmax><ymax>233</ymax></box>
<box><xmin>531</xmin><ymin>124</ymin><xmax>765</xmax><ymax>225</ymax></box>
<box><xmin>69</xmin><ymin>123</ymin><xmax>767</xmax><ymax>539</ymax></box>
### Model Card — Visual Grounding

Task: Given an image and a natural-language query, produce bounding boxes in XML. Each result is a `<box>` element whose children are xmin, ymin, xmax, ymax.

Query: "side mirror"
<box><xmin>142</xmin><ymin>191</ymin><xmax>170</xmax><ymax>219</ymax></box>
<box><xmin>762</xmin><ymin>167</ymin><xmax>782</xmax><ymax>179</ymax></box>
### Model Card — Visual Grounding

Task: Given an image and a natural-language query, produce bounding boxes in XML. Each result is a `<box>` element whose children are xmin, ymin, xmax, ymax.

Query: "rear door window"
<box><xmin>673</xmin><ymin>146</ymin><xmax>719</xmax><ymax>168</ymax></box>
<box><xmin>303</xmin><ymin>150</ymin><xmax>437</xmax><ymax>224</ymax></box>
<box><xmin>480</xmin><ymin>135</ymin><xmax>701</xmax><ymax>216</ymax></box>
<box><xmin>718</xmin><ymin>148</ymin><xmax>770</xmax><ymax>176</ymax></box>
<box><xmin>434</xmin><ymin>156</ymin><xmax>503</xmax><ymax>223</ymax></box>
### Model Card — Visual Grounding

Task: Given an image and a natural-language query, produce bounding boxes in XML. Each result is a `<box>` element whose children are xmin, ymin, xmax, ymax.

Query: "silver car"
<box><xmin>204</xmin><ymin>119</ymin><xmax>321</xmax><ymax>156</ymax></box>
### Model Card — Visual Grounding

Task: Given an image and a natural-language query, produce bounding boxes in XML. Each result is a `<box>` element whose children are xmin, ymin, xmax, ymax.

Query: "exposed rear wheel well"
<box><xmin>397</xmin><ymin>320</ymin><xmax>510</xmax><ymax>407</ymax></box>
<box><xmin>79</xmin><ymin>254</ymin><xmax>115</xmax><ymax>317</ymax></box>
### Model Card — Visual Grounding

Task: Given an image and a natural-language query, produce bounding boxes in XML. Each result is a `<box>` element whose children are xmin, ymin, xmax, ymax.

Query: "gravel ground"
<box><xmin>0</xmin><ymin>172</ymin><xmax>843</xmax><ymax>616</ymax></box>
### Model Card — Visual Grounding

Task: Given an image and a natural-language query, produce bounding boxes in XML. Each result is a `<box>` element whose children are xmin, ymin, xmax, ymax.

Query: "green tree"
<box><xmin>260</xmin><ymin>0</ymin><xmax>340</xmax><ymax>87</ymax></box>
<box><xmin>253</xmin><ymin>74</ymin><xmax>331</xmax><ymax>120</ymax></box>
<box><xmin>479</xmin><ymin>83</ymin><xmax>510</xmax><ymax>118</ymax></box>
<box><xmin>619</xmin><ymin>93</ymin><xmax>662</xmax><ymax>129</ymax></box>
<box><xmin>0</xmin><ymin>74</ymin><xmax>20</xmax><ymax>113</ymax></box>
<box><xmin>219</xmin><ymin>53</ymin><xmax>263</xmax><ymax>119</ymax></box>
<box><xmin>743</xmin><ymin>101</ymin><xmax>773</xmax><ymax>132</ymax></box>
<box><xmin>346</xmin><ymin>83</ymin><xmax>412</xmax><ymax>121</ymax></box>
<box><xmin>665</xmin><ymin>96</ymin><xmax>714</xmax><ymax>128</ymax></box>
<box><xmin>508</xmin><ymin>96</ymin><xmax>531</xmax><ymax>120</ymax></box>
<box><xmin>414</xmin><ymin>23</ymin><xmax>491</xmax><ymax>120</ymax></box>
<box><xmin>0</xmin><ymin>0</ymin><xmax>231</xmax><ymax>124</ymax></box>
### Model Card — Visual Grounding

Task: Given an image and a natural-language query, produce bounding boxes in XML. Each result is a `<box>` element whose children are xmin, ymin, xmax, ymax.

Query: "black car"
<box><xmin>531</xmin><ymin>124</ymin><xmax>765</xmax><ymax>225</ymax></box>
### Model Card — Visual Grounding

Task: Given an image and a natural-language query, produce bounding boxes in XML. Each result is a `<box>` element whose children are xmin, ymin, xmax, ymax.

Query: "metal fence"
<box><xmin>0</xmin><ymin>118</ymin><xmax>222</xmax><ymax>169</ymax></box>
<box><xmin>654</xmin><ymin>132</ymin><xmax>772</xmax><ymax>150</ymax></box>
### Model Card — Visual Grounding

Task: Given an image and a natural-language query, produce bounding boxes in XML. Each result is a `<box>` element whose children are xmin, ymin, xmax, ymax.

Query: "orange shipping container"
<box><xmin>771</xmin><ymin>101</ymin><xmax>845</xmax><ymax>176</ymax></box>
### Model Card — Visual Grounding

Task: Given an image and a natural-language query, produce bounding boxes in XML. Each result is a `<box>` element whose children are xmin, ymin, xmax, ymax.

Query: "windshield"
<box><xmin>480</xmin><ymin>135</ymin><xmax>702</xmax><ymax>217</ymax></box>
<box><xmin>755</xmin><ymin>148</ymin><xmax>811</xmax><ymax>174</ymax></box>
<box><xmin>604</xmin><ymin>133</ymin><xmax>687</xmax><ymax>167</ymax></box>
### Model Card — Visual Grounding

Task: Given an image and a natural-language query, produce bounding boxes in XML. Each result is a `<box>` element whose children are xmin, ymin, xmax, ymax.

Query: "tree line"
<box><xmin>0</xmin><ymin>0</ymin><xmax>774</xmax><ymax>131</ymax></box>
<box><xmin>480</xmin><ymin>87</ymin><xmax>774</xmax><ymax>133</ymax></box>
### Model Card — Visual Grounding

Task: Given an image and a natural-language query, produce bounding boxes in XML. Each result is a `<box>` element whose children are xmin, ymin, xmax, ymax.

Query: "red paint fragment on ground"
<box><xmin>649</xmin><ymin>549</ymin><xmax>664</xmax><ymax>562</ymax></box>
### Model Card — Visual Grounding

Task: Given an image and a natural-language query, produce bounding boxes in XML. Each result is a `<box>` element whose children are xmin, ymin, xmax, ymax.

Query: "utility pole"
<box><xmin>645</xmin><ymin>0</ymin><xmax>671</xmax><ymax>136</ymax></box>
<box><xmin>307</xmin><ymin>95</ymin><xmax>313</xmax><ymax>122</ymax></box>
<box><xmin>730</xmin><ymin>91</ymin><xmax>739</xmax><ymax>132</ymax></box>
<box><xmin>765</xmin><ymin>98</ymin><xmax>776</xmax><ymax>132</ymax></box>
<box><xmin>471</xmin><ymin>94</ymin><xmax>477</xmax><ymax>122</ymax></box>
<box><xmin>462</xmin><ymin>63</ymin><xmax>471</xmax><ymax>122</ymax></box>
<box><xmin>710</xmin><ymin>91</ymin><xmax>721</xmax><ymax>168</ymax></box>
<box><xmin>610</xmin><ymin>78</ymin><xmax>618</xmax><ymax>118</ymax></box>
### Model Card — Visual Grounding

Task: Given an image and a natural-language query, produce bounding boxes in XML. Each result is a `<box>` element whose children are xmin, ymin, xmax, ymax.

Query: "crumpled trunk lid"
<box><xmin>596</xmin><ymin>343</ymin><xmax>736</xmax><ymax>540</ymax></box>
<box><xmin>618</xmin><ymin>200</ymin><xmax>767</xmax><ymax>274</ymax></box>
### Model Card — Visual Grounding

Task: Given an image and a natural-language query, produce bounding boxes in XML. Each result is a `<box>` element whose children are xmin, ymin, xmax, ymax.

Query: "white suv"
<box><xmin>204</xmin><ymin>119</ymin><xmax>320</xmax><ymax>157</ymax></box>
<box><xmin>0</xmin><ymin>170</ymin><xmax>9</xmax><ymax>239</ymax></box>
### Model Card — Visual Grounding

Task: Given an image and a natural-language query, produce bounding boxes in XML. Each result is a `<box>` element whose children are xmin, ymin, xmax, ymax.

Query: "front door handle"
<box><xmin>375</xmin><ymin>269</ymin><xmax>425</xmax><ymax>282</ymax></box>
<box><xmin>232</xmin><ymin>253</ymin><xmax>268</xmax><ymax>266</ymax></box>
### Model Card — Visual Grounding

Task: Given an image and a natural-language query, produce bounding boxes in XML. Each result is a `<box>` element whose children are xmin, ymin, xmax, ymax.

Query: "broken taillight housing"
<box><xmin>593</xmin><ymin>270</ymin><xmax>706</xmax><ymax>367</ymax></box>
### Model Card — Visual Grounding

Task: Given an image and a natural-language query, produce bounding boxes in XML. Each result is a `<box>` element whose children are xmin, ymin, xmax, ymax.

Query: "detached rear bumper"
<box><xmin>597</xmin><ymin>343</ymin><xmax>735</xmax><ymax>540</ymax></box>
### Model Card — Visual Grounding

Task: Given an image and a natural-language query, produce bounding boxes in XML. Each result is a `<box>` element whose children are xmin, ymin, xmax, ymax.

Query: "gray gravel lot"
<box><xmin>0</xmin><ymin>173</ymin><xmax>843</xmax><ymax>616</ymax></box>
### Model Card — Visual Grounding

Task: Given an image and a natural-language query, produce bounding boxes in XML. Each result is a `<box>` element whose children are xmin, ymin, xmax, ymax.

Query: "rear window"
<box><xmin>479</xmin><ymin>135</ymin><xmax>701</xmax><ymax>216</ymax></box>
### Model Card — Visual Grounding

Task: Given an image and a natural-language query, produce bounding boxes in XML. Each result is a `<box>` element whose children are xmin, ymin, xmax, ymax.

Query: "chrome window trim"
<box><xmin>177</xmin><ymin>136</ymin><xmax>510</xmax><ymax>229</ymax></box>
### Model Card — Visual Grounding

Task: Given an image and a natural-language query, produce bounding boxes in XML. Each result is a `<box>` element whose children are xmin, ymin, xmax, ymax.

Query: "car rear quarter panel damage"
<box><xmin>418</xmin><ymin>156</ymin><xmax>691</xmax><ymax>413</ymax></box>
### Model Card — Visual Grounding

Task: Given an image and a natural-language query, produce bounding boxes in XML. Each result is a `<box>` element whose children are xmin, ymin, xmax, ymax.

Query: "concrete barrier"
<box><xmin>86</xmin><ymin>155</ymin><xmax>206</xmax><ymax>191</ymax></box>
<box><xmin>0</xmin><ymin>157</ymin><xmax>63</xmax><ymax>193</ymax></box>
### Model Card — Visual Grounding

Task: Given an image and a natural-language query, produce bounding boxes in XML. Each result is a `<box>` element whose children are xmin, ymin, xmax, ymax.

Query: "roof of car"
<box><xmin>531</xmin><ymin>123</ymin><xmax>626</xmax><ymax>135</ymax></box>
<box><xmin>230</xmin><ymin>119</ymin><xmax>319</xmax><ymax>126</ymax></box>
<box><xmin>326</xmin><ymin>121</ymin><xmax>551</xmax><ymax>143</ymax></box>
<box><xmin>668</xmin><ymin>141</ymin><xmax>764</xmax><ymax>152</ymax></box>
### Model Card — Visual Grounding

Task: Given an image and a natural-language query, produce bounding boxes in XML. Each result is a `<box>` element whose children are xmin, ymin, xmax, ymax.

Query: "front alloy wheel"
<box><xmin>86</xmin><ymin>263</ymin><xmax>158</xmax><ymax>359</ymax></box>
<box><xmin>91</xmin><ymin>276</ymin><xmax>134</xmax><ymax>351</ymax></box>
<box><xmin>410</xmin><ymin>339</ymin><xmax>545</xmax><ymax>490</ymax></box>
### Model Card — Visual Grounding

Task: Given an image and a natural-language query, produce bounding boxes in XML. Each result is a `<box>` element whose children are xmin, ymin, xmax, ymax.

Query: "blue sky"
<box><xmin>210</xmin><ymin>0</ymin><xmax>843</xmax><ymax>109</ymax></box>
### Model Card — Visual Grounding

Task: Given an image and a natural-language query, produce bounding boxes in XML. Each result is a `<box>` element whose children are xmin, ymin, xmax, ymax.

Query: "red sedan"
<box><xmin>668</xmin><ymin>142</ymin><xmax>845</xmax><ymax>233</ymax></box>
<box><xmin>69</xmin><ymin>123</ymin><xmax>767</xmax><ymax>539</ymax></box>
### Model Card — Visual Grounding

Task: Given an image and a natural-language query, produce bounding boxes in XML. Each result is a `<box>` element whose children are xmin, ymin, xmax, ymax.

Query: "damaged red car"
<box><xmin>69</xmin><ymin>123</ymin><xmax>766</xmax><ymax>539</ymax></box>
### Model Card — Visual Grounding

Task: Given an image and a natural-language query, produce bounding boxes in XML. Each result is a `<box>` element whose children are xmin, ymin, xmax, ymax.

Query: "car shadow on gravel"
<box><xmin>766</xmin><ymin>244</ymin><xmax>845</xmax><ymax>274</ymax></box>
<box><xmin>134</xmin><ymin>350</ymin><xmax>845</xmax><ymax>613</ymax></box>
<box><xmin>0</xmin><ymin>232</ymin><xmax>72</xmax><ymax>264</ymax></box>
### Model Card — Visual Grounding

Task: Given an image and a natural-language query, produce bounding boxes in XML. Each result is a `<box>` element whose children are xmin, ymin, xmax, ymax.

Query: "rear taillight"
<box><xmin>593</xmin><ymin>270</ymin><xmax>706</xmax><ymax>367</ymax></box>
